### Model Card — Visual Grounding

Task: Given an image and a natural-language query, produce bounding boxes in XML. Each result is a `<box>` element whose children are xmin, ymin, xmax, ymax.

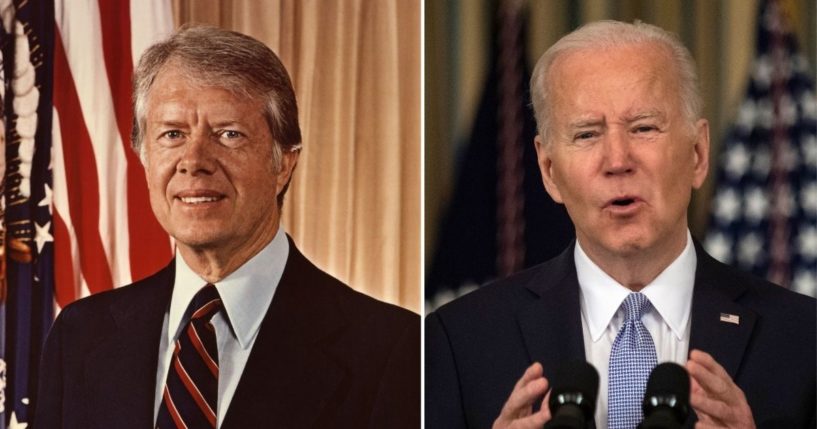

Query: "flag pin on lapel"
<box><xmin>719</xmin><ymin>313</ymin><xmax>740</xmax><ymax>325</ymax></box>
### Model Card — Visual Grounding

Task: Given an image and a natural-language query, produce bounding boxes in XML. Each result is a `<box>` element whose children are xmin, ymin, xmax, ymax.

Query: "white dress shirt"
<box><xmin>153</xmin><ymin>227</ymin><xmax>289</xmax><ymax>427</ymax></box>
<box><xmin>575</xmin><ymin>231</ymin><xmax>696</xmax><ymax>429</ymax></box>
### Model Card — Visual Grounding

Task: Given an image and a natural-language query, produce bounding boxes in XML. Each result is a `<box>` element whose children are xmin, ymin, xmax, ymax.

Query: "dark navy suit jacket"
<box><xmin>426</xmin><ymin>241</ymin><xmax>816</xmax><ymax>428</ymax></box>
<box><xmin>34</xmin><ymin>240</ymin><xmax>420</xmax><ymax>428</ymax></box>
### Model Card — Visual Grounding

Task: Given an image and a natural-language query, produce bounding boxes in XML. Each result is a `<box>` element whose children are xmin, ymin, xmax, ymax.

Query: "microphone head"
<box><xmin>642</xmin><ymin>362</ymin><xmax>690</xmax><ymax>423</ymax></box>
<box><xmin>548</xmin><ymin>360</ymin><xmax>599</xmax><ymax>420</ymax></box>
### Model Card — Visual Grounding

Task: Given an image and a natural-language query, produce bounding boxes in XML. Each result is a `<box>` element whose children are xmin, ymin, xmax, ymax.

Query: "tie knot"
<box><xmin>621</xmin><ymin>292</ymin><xmax>651</xmax><ymax>322</ymax></box>
<box><xmin>189</xmin><ymin>284</ymin><xmax>222</xmax><ymax>322</ymax></box>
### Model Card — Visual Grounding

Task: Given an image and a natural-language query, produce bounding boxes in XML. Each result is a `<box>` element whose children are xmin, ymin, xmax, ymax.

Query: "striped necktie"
<box><xmin>607</xmin><ymin>292</ymin><xmax>657</xmax><ymax>429</ymax></box>
<box><xmin>157</xmin><ymin>284</ymin><xmax>222</xmax><ymax>429</ymax></box>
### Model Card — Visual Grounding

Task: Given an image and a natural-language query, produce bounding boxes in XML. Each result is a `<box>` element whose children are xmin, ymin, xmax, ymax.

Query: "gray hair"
<box><xmin>529</xmin><ymin>20</ymin><xmax>702</xmax><ymax>143</ymax></box>
<box><xmin>132</xmin><ymin>25</ymin><xmax>302</xmax><ymax>204</ymax></box>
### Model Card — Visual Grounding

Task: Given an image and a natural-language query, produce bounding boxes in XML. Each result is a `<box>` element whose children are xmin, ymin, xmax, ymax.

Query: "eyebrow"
<box><xmin>568</xmin><ymin>117</ymin><xmax>605</xmax><ymax>129</ymax></box>
<box><xmin>623</xmin><ymin>109</ymin><xmax>667</xmax><ymax>122</ymax></box>
<box><xmin>210</xmin><ymin>120</ymin><xmax>245</xmax><ymax>128</ymax></box>
<box><xmin>151</xmin><ymin>120</ymin><xmax>188</xmax><ymax>128</ymax></box>
<box><xmin>149</xmin><ymin>119</ymin><xmax>246</xmax><ymax>129</ymax></box>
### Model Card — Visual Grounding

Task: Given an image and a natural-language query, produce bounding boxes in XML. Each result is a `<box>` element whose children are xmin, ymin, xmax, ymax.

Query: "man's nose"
<box><xmin>177</xmin><ymin>132</ymin><xmax>216</xmax><ymax>175</ymax></box>
<box><xmin>603</xmin><ymin>129</ymin><xmax>635</xmax><ymax>176</ymax></box>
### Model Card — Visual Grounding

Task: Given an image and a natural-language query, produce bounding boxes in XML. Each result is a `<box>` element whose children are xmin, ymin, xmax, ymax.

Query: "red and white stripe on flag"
<box><xmin>52</xmin><ymin>0</ymin><xmax>174</xmax><ymax>309</ymax></box>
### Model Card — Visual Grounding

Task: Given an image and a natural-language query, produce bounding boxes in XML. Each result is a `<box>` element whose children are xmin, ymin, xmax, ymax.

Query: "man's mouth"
<box><xmin>179</xmin><ymin>196</ymin><xmax>221</xmax><ymax>204</ymax></box>
<box><xmin>611</xmin><ymin>198</ymin><xmax>636</xmax><ymax>207</ymax></box>
<box><xmin>175</xmin><ymin>191</ymin><xmax>225</xmax><ymax>204</ymax></box>
<box><xmin>604</xmin><ymin>196</ymin><xmax>643</xmax><ymax>211</ymax></box>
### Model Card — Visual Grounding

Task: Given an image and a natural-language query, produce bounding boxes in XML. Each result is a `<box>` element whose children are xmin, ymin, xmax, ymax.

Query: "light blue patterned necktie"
<box><xmin>608</xmin><ymin>292</ymin><xmax>658</xmax><ymax>429</ymax></box>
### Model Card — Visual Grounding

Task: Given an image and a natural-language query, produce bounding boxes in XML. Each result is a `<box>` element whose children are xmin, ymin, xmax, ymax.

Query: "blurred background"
<box><xmin>426</xmin><ymin>0</ymin><xmax>817</xmax><ymax>310</ymax></box>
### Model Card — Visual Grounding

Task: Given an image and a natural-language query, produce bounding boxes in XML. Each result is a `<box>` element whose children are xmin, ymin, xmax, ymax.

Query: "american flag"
<box><xmin>704</xmin><ymin>0</ymin><xmax>817</xmax><ymax>297</ymax></box>
<box><xmin>1</xmin><ymin>1</ymin><xmax>173</xmax><ymax>427</ymax></box>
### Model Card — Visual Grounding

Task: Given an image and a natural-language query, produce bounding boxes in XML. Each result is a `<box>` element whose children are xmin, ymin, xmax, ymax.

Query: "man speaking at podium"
<box><xmin>34</xmin><ymin>26</ymin><xmax>419</xmax><ymax>428</ymax></box>
<box><xmin>426</xmin><ymin>20</ymin><xmax>815</xmax><ymax>428</ymax></box>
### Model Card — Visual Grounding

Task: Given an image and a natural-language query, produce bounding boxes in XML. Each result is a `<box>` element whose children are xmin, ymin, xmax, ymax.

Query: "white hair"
<box><xmin>529</xmin><ymin>20</ymin><xmax>703</xmax><ymax>142</ymax></box>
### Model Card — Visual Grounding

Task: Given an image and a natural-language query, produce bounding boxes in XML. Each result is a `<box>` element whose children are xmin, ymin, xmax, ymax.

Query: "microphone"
<box><xmin>639</xmin><ymin>362</ymin><xmax>690</xmax><ymax>429</ymax></box>
<box><xmin>544</xmin><ymin>360</ymin><xmax>599</xmax><ymax>429</ymax></box>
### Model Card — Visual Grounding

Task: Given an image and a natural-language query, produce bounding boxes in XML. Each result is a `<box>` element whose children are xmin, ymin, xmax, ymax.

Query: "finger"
<box><xmin>693</xmin><ymin>404</ymin><xmax>717</xmax><ymax>425</ymax></box>
<box><xmin>690</xmin><ymin>387</ymin><xmax>716</xmax><ymax>425</ymax></box>
<box><xmin>685</xmin><ymin>359</ymin><xmax>715</xmax><ymax>394</ymax></box>
<box><xmin>540</xmin><ymin>388</ymin><xmax>552</xmax><ymax>421</ymax></box>
<box><xmin>508</xmin><ymin>408</ymin><xmax>550</xmax><ymax>429</ymax></box>
<box><xmin>686</xmin><ymin>357</ymin><xmax>732</xmax><ymax>399</ymax></box>
<box><xmin>689</xmin><ymin>365</ymin><xmax>755</xmax><ymax>428</ymax></box>
<box><xmin>687</xmin><ymin>359</ymin><xmax>729</xmax><ymax>424</ymax></box>
<box><xmin>494</xmin><ymin>382</ymin><xmax>549</xmax><ymax>429</ymax></box>
<box><xmin>499</xmin><ymin>370</ymin><xmax>549</xmax><ymax>420</ymax></box>
<box><xmin>513</xmin><ymin>362</ymin><xmax>544</xmax><ymax>390</ymax></box>
<box><xmin>499</xmin><ymin>362</ymin><xmax>545</xmax><ymax>420</ymax></box>
<box><xmin>687</xmin><ymin>363</ymin><xmax>732</xmax><ymax>423</ymax></box>
<box><xmin>690</xmin><ymin>389</ymin><xmax>732</xmax><ymax>423</ymax></box>
<box><xmin>502</xmin><ymin>377</ymin><xmax>548</xmax><ymax>413</ymax></box>
<box><xmin>695</xmin><ymin>411</ymin><xmax>717</xmax><ymax>426</ymax></box>
<box><xmin>688</xmin><ymin>374</ymin><xmax>704</xmax><ymax>396</ymax></box>
<box><xmin>689</xmin><ymin>350</ymin><xmax>731</xmax><ymax>381</ymax></box>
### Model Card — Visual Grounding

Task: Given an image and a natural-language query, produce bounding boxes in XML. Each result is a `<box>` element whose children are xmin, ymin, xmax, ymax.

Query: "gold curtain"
<box><xmin>172</xmin><ymin>0</ymin><xmax>421</xmax><ymax>313</ymax></box>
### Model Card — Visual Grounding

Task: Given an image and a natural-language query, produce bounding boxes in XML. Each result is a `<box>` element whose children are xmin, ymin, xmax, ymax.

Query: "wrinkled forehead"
<box><xmin>547</xmin><ymin>42</ymin><xmax>682</xmax><ymax>115</ymax></box>
<box><xmin>143</xmin><ymin>74</ymin><xmax>268</xmax><ymax>130</ymax></box>
<box><xmin>548</xmin><ymin>41</ymin><xmax>677</xmax><ymax>88</ymax></box>
<box><xmin>147</xmin><ymin>60</ymin><xmax>257</xmax><ymax>105</ymax></box>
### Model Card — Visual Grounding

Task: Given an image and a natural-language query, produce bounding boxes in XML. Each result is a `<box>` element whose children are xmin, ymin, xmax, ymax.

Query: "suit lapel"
<box><xmin>223</xmin><ymin>242</ymin><xmax>348</xmax><ymax>429</ymax></box>
<box><xmin>517</xmin><ymin>243</ymin><xmax>586</xmax><ymax>379</ymax></box>
<box><xmin>689</xmin><ymin>244</ymin><xmax>757</xmax><ymax>379</ymax></box>
<box><xmin>84</xmin><ymin>264</ymin><xmax>174</xmax><ymax>428</ymax></box>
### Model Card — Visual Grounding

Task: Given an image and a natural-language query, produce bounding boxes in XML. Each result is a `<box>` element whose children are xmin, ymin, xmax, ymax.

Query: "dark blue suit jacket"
<box><xmin>34</xmin><ymin>240</ymin><xmax>420</xmax><ymax>428</ymax></box>
<box><xmin>426</xmin><ymin>241</ymin><xmax>816</xmax><ymax>428</ymax></box>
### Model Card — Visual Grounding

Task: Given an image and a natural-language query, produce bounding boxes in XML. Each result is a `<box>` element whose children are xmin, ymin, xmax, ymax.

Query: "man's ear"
<box><xmin>691</xmin><ymin>119</ymin><xmax>710</xmax><ymax>190</ymax></box>
<box><xmin>535</xmin><ymin>135</ymin><xmax>564</xmax><ymax>203</ymax></box>
<box><xmin>276</xmin><ymin>148</ymin><xmax>300</xmax><ymax>195</ymax></box>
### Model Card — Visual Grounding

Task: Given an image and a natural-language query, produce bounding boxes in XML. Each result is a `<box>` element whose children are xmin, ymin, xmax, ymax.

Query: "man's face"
<box><xmin>142</xmin><ymin>65</ymin><xmax>297</xmax><ymax>256</ymax></box>
<box><xmin>535</xmin><ymin>43</ymin><xmax>709</xmax><ymax>262</ymax></box>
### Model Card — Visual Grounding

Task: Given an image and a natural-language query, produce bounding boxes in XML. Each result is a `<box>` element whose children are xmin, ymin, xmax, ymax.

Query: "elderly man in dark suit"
<box><xmin>426</xmin><ymin>20</ymin><xmax>815</xmax><ymax>429</ymax></box>
<box><xmin>34</xmin><ymin>25</ymin><xmax>419</xmax><ymax>429</ymax></box>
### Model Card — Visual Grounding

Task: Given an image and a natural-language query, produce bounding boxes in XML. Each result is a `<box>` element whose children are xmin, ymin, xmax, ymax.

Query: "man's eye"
<box><xmin>633</xmin><ymin>125</ymin><xmax>657</xmax><ymax>133</ymax></box>
<box><xmin>218</xmin><ymin>130</ymin><xmax>244</xmax><ymax>139</ymax></box>
<box><xmin>162</xmin><ymin>130</ymin><xmax>183</xmax><ymax>139</ymax></box>
<box><xmin>575</xmin><ymin>132</ymin><xmax>596</xmax><ymax>140</ymax></box>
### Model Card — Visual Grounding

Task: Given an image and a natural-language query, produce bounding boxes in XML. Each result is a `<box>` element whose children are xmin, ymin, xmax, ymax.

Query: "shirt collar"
<box><xmin>169</xmin><ymin>227</ymin><xmax>289</xmax><ymax>349</ymax></box>
<box><xmin>575</xmin><ymin>230</ymin><xmax>696</xmax><ymax>342</ymax></box>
